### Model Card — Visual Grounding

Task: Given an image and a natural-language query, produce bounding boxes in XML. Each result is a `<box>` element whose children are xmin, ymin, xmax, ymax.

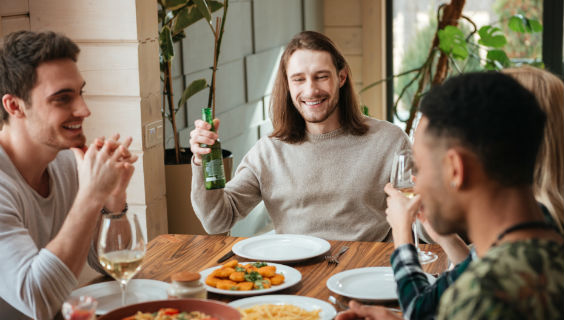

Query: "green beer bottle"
<box><xmin>201</xmin><ymin>107</ymin><xmax>226</xmax><ymax>189</ymax></box>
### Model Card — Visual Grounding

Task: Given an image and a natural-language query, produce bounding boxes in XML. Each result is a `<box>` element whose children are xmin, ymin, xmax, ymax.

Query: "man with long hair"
<box><xmin>189</xmin><ymin>31</ymin><xmax>409</xmax><ymax>241</ymax></box>
<box><xmin>0</xmin><ymin>31</ymin><xmax>137</xmax><ymax>319</ymax></box>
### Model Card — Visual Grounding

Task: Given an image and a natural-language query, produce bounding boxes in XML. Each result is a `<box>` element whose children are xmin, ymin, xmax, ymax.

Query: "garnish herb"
<box><xmin>244</xmin><ymin>271</ymin><xmax>263</xmax><ymax>282</ymax></box>
<box><xmin>251</xmin><ymin>262</ymin><xmax>268</xmax><ymax>268</ymax></box>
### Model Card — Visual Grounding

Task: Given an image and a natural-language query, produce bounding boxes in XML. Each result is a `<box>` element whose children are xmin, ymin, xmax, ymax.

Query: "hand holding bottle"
<box><xmin>189</xmin><ymin>118</ymin><xmax>220</xmax><ymax>166</ymax></box>
<box><xmin>191</xmin><ymin>108</ymin><xmax>226</xmax><ymax>189</ymax></box>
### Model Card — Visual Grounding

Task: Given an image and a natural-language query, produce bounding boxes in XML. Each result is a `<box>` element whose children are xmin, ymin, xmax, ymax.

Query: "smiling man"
<box><xmin>189</xmin><ymin>31</ymin><xmax>409</xmax><ymax>241</ymax></box>
<box><xmin>0</xmin><ymin>31</ymin><xmax>137</xmax><ymax>319</ymax></box>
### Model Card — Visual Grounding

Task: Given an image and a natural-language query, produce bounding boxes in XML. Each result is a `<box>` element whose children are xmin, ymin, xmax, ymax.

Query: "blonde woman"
<box><xmin>503</xmin><ymin>66</ymin><xmax>564</xmax><ymax>233</ymax></box>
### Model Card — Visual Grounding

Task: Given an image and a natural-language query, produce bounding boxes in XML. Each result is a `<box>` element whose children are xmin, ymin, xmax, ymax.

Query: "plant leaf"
<box><xmin>178</xmin><ymin>78</ymin><xmax>208</xmax><ymax>109</ymax></box>
<box><xmin>172</xmin><ymin>30</ymin><xmax>186</xmax><ymax>42</ymax></box>
<box><xmin>172</xmin><ymin>5</ymin><xmax>199</xmax><ymax>34</ymax></box>
<box><xmin>208</xmin><ymin>0</ymin><xmax>224</xmax><ymax>12</ymax></box>
<box><xmin>508</xmin><ymin>14</ymin><xmax>543</xmax><ymax>33</ymax></box>
<box><xmin>485</xmin><ymin>49</ymin><xmax>511</xmax><ymax>70</ymax></box>
<box><xmin>477</xmin><ymin>26</ymin><xmax>507</xmax><ymax>48</ymax></box>
<box><xmin>438</xmin><ymin>26</ymin><xmax>468</xmax><ymax>60</ymax></box>
<box><xmin>162</xmin><ymin>0</ymin><xmax>190</xmax><ymax>10</ymax></box>
<box><xmin>159</xmin><ymin>26</ymin><xmax>174</xmax><ymax>63</ymax></box>
<box><xmin>194</xmin><ymin>0</ymin><xmax>212</xmax><ymax>23</ymax></box>
<box><xmin>508</xmin><ymin>14</ymin><xmax>527</xmax><ymax>33</ymax></box>
<box><xmin>170</xmin><ymin>1</ymin><xmax>224</xmax><ymax>34</ymax></box>
<box><xmin>527</xmin><ymin>18</ymin><xmax>543</xmax><ymax>32</ymax></box>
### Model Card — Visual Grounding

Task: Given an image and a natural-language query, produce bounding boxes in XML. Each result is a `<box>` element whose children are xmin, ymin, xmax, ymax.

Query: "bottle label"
<box><xmin>204</xmin><ymin>159</ymin><xmax>225</xmax><ymax>181</ymax></box>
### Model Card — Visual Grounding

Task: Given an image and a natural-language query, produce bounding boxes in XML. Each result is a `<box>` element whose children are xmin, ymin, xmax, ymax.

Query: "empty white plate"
<box><xmin>232</xmin><ymin>234</ymin><xmax>331</xmax><ymax>263</ymax></box>
<box><xmin>229</xmin><ymin>294</ymin><xmax>336</xmax><ymax>320</ymax></box>
<box><xmin>326</xmin><ymin>267</ymin><xmax>435</xmax><ymax>302</ymax></box>
<box><xmin>71</xmin><ymin>279</ymin><xmax>169</xmax><ymax>314</ymax></box>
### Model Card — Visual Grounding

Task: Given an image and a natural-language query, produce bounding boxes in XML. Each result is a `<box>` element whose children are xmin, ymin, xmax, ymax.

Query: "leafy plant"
<box><xmin>360</xmin><ymin>0</ymin><xmax>542</xmax><ymax>134</ymax></box>
<box><xmin>158</xmin><ymin>0</ymin><xmax>229</xmax><ymax>163</ymax></box>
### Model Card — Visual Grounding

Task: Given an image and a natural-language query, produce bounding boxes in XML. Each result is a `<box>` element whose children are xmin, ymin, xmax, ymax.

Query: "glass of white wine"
<box><xmin>390</xmin><ymin>150</ymin><xmax>437</xmax><ymax>264</ymax></box>
<box><xmin>98</xmin><ymin>211</ymin><xmax>146</xmax><ymax>306</ymax></box>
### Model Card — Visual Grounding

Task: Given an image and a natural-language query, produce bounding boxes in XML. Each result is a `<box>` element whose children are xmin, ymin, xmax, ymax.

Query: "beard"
<box><xmin>427</xmin><ymin>203</ymin><xmax>466</xmax><ymax>236</ymax></box>
<box><xmin>293</xmin><ymin>87</ymin><xmax>341</xmax><ymax>124</ymax></box>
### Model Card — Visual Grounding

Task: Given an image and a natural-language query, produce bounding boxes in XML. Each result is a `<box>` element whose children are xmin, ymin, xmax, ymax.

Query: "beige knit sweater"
<box><xmin>191</xmin><ymin>117</ymin><xmax>410</xmax><ymax>241</ymax></box>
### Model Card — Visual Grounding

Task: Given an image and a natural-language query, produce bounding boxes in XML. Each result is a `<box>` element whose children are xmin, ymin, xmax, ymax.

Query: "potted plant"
<box><xmin>158</xmin><ymin>0</ymin><xmax>232</xmax><ymax>234</ymax></box>
<box><xmin>360</xmin><ymin>0</ymin><xmax>543</xmax><ymax>134</ymax></box>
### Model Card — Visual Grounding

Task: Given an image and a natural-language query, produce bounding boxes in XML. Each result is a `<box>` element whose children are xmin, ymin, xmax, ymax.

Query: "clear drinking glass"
<box><xmin>98</xmin><ymin>211</ymin><xmax>146</xmax><ymax>306</ymax></box>
<box><xmin>390</xmin><ymin>150</ymin><xmax>437</xmax><ymax>264</ymax></box>
<box><xmin>62</xmin><ymin>296</ymin><xmax>97</xmax><ymax>320</ymax></box>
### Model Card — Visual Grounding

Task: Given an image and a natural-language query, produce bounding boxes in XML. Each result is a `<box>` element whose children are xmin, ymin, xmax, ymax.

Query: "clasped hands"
<box><xmin>71</xmin><ymin>134</ymin><xmax>138</xmax><ymax>212</ymax></box>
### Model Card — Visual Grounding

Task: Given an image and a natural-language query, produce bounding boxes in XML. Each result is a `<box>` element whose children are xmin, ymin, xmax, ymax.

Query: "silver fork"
<box><xmin>325</xmin><ymin>246</ymin><xmax>349</xmax><ymax>265</ymax></box>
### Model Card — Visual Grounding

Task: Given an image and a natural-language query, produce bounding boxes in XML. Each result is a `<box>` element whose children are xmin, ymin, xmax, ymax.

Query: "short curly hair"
<box><xmin>0</xmin><ymin>31</ymin><xmax>80</xmax><ymax>122</ymax></box>
<box><xmin>420</xmin><ymin>72</ymin><xmax>546</xmax><ymax>187</ymax></box>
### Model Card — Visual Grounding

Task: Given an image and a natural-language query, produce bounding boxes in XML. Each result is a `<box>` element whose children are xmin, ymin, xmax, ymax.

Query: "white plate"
<box><xmin>200</xmin><ymin>262</ymin><xmax>301</xmax><ymax>296</ymax></box>
<box><xmin>229</xmin><ymin>294</ymin><xmax>336</xmax><ymax>320</ymax></box>
<box><xmin>326</xmin><ymin>267</ymin><xmax>435</xmax><ymax>302</ymax></box>
<box><xmin>71</xmin><ymin>279</ymin><xmax>169</xmax><ymax>315</ymax></box>
<box><xmin>232</xmin><ymin>234</ymin><xmax>331</xmax><ymax>263</ymax></box>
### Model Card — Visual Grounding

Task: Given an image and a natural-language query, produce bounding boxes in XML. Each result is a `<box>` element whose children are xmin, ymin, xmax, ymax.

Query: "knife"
<box><xmin>216</xmin><ymin>250</ymin><xmax>235</xmax><ymax>263</ymax></box>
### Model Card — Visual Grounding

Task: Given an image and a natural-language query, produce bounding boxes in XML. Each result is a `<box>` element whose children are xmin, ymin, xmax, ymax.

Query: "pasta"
<box><xmin>122</xmin><ymin>308</ymin><xmax>217</xmax><ymax>320</ymax></box>
<box><xmin>239</xmin><ymin>304</ymin><xmax>321</xmax><ymax>320</ymax></box>
<box><xmin>205</xmin><ymin>260</ymin><xmax>285</xmax><ymax>291</ymax></box>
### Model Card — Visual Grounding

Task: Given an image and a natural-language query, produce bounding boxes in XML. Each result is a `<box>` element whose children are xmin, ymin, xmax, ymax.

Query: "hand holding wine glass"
<box><xmin>389</xmin><ymin>150</ymin><xmax>437</xmax><ymax>264</ymax></box>
<box><xmin>98</xmin><ymin>211</ymin><xmax>145</xmax><ymax>306</ymax></box>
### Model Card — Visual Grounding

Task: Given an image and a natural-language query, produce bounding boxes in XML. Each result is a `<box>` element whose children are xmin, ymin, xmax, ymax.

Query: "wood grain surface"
<box><xmin>132</xmin><ymin>234</ymin><xmax>448</xmax><ymax>306</ymax></box>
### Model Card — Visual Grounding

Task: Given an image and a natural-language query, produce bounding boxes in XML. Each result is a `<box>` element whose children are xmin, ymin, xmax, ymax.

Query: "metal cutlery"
<box><xmin>325</xmin><ymin>246</ymin><xmax>349</xmax><ymax>265</ymax></box>
<box><xmin>216</xmin><ymin>250</ymin><xmax>235</xmax><ymax>263</ymax></box>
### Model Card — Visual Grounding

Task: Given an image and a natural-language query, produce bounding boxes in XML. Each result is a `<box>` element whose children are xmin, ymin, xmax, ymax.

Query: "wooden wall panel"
<box><xmin>324</xmin><ymin>27</ymin><xmax>362</xmax><ymax>55</ymax></box>
<box><xmin>347</xmin><ymin>55</ymin><xmax>363</xmax><ymax>84</ymax></box>
<box><xmin>77</xmin><ymin>43</ymin><xmax>140</xmax><ymax>97</ymax></box>
<box><xmin>29</xmin><ymin>0</ymin><xmax>137</xmax><ymax>41</ymax></box>
<box><xmin>323</xmin><ymin>0</ymin><xmax>387</xmax><ymax>120</ymax></box>
<box><xmin>324</xmin><ymin>0</ymin><xmax>360</xmax><ymax>27</ymax></box>
<box><xmin>1</xmin><ymin>15</ymin><xmax>30</xmax><ymax>36</ymax></box>
<box><xmin>135</xmin><ymin>0</ymin><xmax>158</xmax><ymax>41</ymax></box>
<box><xmin>0</xmin><ymin>0</ymin><xmax>28</xmax><ymax>16</ymax></box>
<box><xmin>83</xmin><ymin>96</ymin><xmax>143</xmax><ymax>150</ymax></box>
<box><xmin>361</xmin><ymin>0</ymin><xmax>386</xmax><ymax>120</ymax></box>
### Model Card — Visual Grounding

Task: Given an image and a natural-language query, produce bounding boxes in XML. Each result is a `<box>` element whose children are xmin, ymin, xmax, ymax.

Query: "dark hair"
<box><xmin>0</xmin><ymin>31</ymin><xmax>80</xmax><ymax>122</ymax></box>
<box><xmin>420</xmin><ymin>72</ymin><xmax>546</xmax><ymax>186</ymax></box>
<box><xmin>269</xmin><ymin>31</ymin><xmax>368</xmax><ymax>143</ymax></box>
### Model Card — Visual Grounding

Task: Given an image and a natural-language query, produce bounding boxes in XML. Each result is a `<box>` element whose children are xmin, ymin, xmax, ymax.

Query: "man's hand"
<box><xmin>384</xmin><ymin>183</ymin><xmax>421</xmax><ymax>247</ymax></box>
<box><xmin>102</xmin><ymin>135</ymin><xmax>137</xmax><ymax>212</ymax></box>
<box><xmin>189</xmin><ymin>118</ymin><xmax>220</xmax><ymax>166</ymax></box>
<box><xmin>71</xmin><ymin>136</ymin><xmax>136</xmax><ymax>208</ymax></box>
<box><xmin>336</xmin><ymin>300</ymin><xmax>402</xmax><ymax>320</ymax></box>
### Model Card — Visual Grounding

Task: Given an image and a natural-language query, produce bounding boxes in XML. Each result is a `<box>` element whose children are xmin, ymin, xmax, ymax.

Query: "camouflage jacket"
<box><xmin>437</xmin><ymin>239</ymin><xmax>564</xmax><ymax>319</ymax></box>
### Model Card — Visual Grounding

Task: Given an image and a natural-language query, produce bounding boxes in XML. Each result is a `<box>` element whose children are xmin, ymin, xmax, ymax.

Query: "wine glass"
<box><xmin>390</xmin><ymin>150</ymin><xmax>437</xmax><ymax>264</ymax></box>
<box><xmin>98</xmin><ymin>211</ymin><xmax>146</xmax><ymax>306</ymax></box>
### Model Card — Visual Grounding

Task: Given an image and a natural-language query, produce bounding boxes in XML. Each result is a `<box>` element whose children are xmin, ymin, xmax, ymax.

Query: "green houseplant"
<box><xmin>158</xmin><ymin>0</ymin><xmax>232</xmax><ymax>234</ymax></box>
<box><xmin>360</xmin><ymin>0</ymin><xmax>543</xmax><ymax>134</ymax></box>
<box><xmin>158</xmin><ymin>0</ymin><xmax>228</xmax><ymax>164</ymax></box>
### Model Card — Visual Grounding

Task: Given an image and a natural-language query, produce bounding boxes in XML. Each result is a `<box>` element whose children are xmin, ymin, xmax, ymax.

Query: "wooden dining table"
<box><xmin>133</xmin><ymin>234</ymin><xmax>448</xmax><ymax>307</ymax></box>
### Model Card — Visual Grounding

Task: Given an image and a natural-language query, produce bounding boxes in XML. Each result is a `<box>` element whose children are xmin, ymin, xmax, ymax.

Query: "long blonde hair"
<box><xmin>503</xmin><ymin>66</ymin><xmax>564</xmax><ymax>232</ymax></box>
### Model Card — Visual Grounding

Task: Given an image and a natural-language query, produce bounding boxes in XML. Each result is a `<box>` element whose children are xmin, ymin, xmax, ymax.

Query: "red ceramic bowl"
<box><xmin>97</xmin><ymin>298</ymin><xmax>241</xmax><ymax>320</ymax></box>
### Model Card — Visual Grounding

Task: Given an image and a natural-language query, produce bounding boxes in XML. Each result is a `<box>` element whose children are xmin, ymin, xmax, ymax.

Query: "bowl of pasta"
<box><xmin>97</xmin><ymin>298</ymin><xmax>241</xmax><ymax>320</ymax></box>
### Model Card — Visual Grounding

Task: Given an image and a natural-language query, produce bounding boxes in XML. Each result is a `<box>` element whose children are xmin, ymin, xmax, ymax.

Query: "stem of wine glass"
<box><xmin>413</xmin><ymin>222</ymin><xmax>419</xmax><ymax>250</ymax></box>
<box><xmin>120</xmin><ymin>280</ymin><xmax>128</xmax><ymax>306</ymax></box>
